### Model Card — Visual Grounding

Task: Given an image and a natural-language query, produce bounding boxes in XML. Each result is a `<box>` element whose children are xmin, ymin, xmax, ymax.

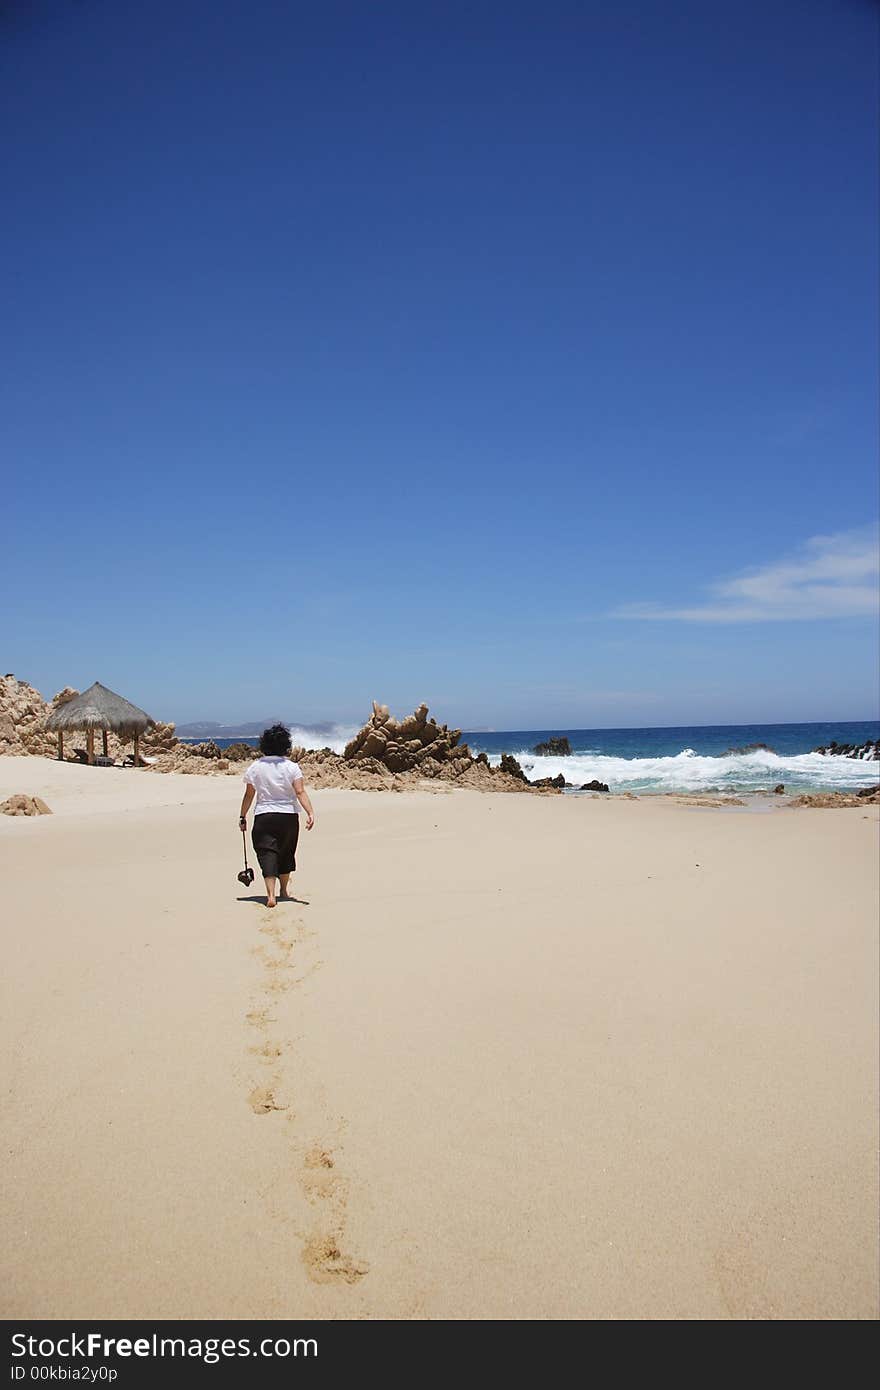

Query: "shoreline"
<box><xmin>2</xmin><ymin>753</ymin><xmax>876</xmax><ymax>813</ymax></box>
<box><xmin>2</xmin><ymin>678</ymin><xmax>876</xmax><ymax>799</ymax></box>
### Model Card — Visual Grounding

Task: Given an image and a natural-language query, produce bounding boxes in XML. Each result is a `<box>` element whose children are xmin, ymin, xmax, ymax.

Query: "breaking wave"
<box><xmin>287</xmin><ymin>723</ymin><xmax>357</xmax><ymax>756</ymax></box>
<box><xmin>484</xmin><ymin>746</ymin><xmax>879</xmax><ymax>794</ymax></box>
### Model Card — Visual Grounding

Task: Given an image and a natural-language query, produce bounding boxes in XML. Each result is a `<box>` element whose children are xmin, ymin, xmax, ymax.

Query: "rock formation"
<box><xmin>498</xmin><ymin>753</ymin><xmax>528</xmax><ymax>783</ymax></box>
<box><xmin>344</xmin><ymin>701</ymin><xmax>470</xmax><ymax>774</ymax></box>
<box><xmin>1</xmin><ymin>794</ymin><xmax>52</xmax><ymax>816</ymax></box>
<box><xmin>141</xmin><ymin>721</ymin><xmax>178</xmax><ymax>755</ymax></box>
<box><xmin>342</xmin><ymin>702</ymin><xmax>533</xmax><ymax>790</ymax></box>
<box><xmin>0</xmin><ymin>676</ymin><xmax>61</xmax><ymax>757</ymax></box>
<box><xmin>580</xmin><ymin>779</ymin><xmax>610</xmax><ymax>792</ymax></box>
<box><xmin>222</xmin><ymin>742</ymin><xmax>257</xmax><ymax>762</ymax></box>
<box><xmin>812</xmin><ymin>739</ymin><xmax>879</xmax><ymax>761</ymax></box>
<box><xmin>186</xmin><ymin>740</ymin><xmax>223</xmax><ymax>759</ymax></box>
<box><xmin>790</xmin><ymin>787</ymin><xmax>880</xmax><ymax>807</ymax></box>
<box><xmin>533</xmin><ymin>736</ymin><xmax>572</xmax><ymax>756</ymax></box>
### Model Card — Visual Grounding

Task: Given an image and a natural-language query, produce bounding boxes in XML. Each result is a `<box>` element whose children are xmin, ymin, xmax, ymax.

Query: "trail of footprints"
<box><xmin>245</xmin><ymin>912</ymin><xmax>368</xmax><ymax>1287</ymax></box>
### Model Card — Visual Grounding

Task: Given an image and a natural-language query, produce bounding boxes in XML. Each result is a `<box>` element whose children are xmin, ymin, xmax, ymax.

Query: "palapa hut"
<box><xmin>45</xmin><ymin>681</ymin><xmax>155</xmax><ymax>766</ymax></box>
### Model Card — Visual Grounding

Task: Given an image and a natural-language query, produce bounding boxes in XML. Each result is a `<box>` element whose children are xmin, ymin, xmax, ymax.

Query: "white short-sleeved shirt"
<box><xmin>244</xmin><ymin>757</ymin><xmax>303</xmax><ymax>815</ymax></box>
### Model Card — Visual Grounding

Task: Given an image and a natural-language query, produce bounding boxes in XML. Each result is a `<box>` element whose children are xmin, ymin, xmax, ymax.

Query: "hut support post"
<box><xmin>133</xmin><ymin>733</ymin><xmax>139</xmax><ymax>768</ymax></box>
<box><xmin>58</xmin><ymin>732</ymin><xmax>63</xmax><ymax>761</ymax></box>
<box><xmin>87</xmin><ymin>728</ymin><xmax>95</xmax><ymax>765</ymax></box>
<box><xmin>102</xmin><ymin>731</ymin><xmax>109</xmax><ymax>757</ymax></box>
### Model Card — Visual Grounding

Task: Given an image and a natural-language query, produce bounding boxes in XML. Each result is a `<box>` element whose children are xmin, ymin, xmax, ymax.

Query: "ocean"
<box><xmin>180</xmin><ymin>720</ymin><xmax>879</xmax><ymax>794</ymax></box>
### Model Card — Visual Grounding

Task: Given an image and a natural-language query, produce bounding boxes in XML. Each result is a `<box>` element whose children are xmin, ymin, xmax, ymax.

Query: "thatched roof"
<box><xmin>45</xmin><ymin>682</ymin><xmax>155</xmax><ymax>738</ymax></box>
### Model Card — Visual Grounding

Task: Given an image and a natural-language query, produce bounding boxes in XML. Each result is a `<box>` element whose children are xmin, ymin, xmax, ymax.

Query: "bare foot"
<box><xmin>266</xmin><ymin>897</ymin><xmax>276</xmax><ymax>909</ymax></box>
<box><xmin>279</xmin><ymin>892</ymin><xmax>292</xmax><ymax>901</ymax></box>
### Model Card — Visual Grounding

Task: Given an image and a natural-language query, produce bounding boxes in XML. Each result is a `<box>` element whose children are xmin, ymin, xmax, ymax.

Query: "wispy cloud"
<box><xmin>614</xmin><ymin>529</ymin><xmax>880</xmax><ymax>623</ymax></box>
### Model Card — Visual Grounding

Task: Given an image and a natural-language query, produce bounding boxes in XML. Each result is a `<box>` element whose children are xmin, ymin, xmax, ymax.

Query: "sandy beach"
<box><xmin>1</xmin><ymin>756</ymin><xmax>877</xmax><ymax>1320</ymax></box>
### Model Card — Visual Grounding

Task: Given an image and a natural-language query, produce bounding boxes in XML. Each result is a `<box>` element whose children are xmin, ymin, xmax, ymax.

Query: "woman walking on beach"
<box><xmin>239</xmin><ymin>724</ymin><xmax>315</xmax><ymax>908</ymax></box>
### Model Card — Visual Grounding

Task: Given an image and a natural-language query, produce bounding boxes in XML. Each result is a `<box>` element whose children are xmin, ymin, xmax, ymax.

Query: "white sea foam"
<box><xmin>287</xmin><ymin>723</ymin><xmax>357</xmax><ymax>756</ymax></box>
<box><xmin>486</xmin><ymin>747</ymin><xmax>879</xmax><ymax>793</ymax></box>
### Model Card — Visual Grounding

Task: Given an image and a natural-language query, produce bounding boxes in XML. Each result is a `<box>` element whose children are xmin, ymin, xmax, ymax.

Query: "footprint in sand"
<box><xmin>245</xmin><ymin>1008</ymin><xmax>275</xmax><ymax>1029</ymax></box>
<box><xmin>263</xmin><ymin>974</ymin><xmax>293</xmax><ymax>996</ymax></box>
<box><xmin>248</xmin><ymin>1086</ymin><xmax>287</xmax><ymax>1115</ymax></box>
<box><xmin>264</xmin><ymin>954</ymin><xmax>291</xmax><ymax>971</ymax></box>
<box><xmin>301</xmin><ymin>1147</ymin><xmax>340</xmax><ymax>1204</ymax></box>
<box><xmin>253</xmin><ymin>946</ymin><xmax>294</xmax><ymax>970</ymax></box>
<box><xmin>244</xmin><ymin>912</ymin><xmax>366</xmax><ymax>1283</ymax></box>
<box><xmin>305</xmin><ymin>1147</ymin><xmax>335</xmax><ymax>1170</ymax></box>
<box><xmin>298</xmin><ymin>1147</ymin><xmax>367</xmax><ymax>1283</ymax></box>
<box><xmin>302</xmin><ymin>1170</ymin><xmax>340</xmax><ymax>1202</ymax></box>
<box><xmin>301</xmin><ymin>1149</ymin><xmax>339</xmax><ymax>1204</ymax></box>
<box><xmin>302</xmin><ymin>1234</ymin><xmax>368</xmax><ymax>1286</ymax></box>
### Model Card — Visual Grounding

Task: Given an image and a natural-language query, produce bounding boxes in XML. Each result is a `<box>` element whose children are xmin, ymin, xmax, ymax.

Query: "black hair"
<box><xmin>259</xmin><ymin>723</ymin><xmax>292</xmax><ymax>757</ymax></box>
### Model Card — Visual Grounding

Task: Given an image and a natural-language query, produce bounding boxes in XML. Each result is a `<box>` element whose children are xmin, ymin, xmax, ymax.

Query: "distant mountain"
<box><xmin>175</xmin><ymin>718</ymin><xmax>346</xmax><ymax>739</ymax></box>
<box><xmin>175</xmin><ymin>718</ymin><xmax>285</xmax><ymax>738</ymax></box>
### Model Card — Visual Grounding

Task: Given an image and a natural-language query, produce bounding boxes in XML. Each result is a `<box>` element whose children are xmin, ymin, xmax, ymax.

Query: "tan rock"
<box><xmin>141</xmin><ymin>720</ymin><xmax>178</xmax><ymax>755</ymax></box>
<box><xmin>790</xmin><ymin>789</ymin><xmax>880</xmax><ymax>808</ymax></box>
<box><xmin>1</xmin><ymin>794</ymin><xmax>52</xmax><ymax>816</ymax></box>
<box><xmin>0</xmin><ymin>675</ymin><xmax>57</xmax><ymax>757</ymax></box>
<box><xmin>341</xmin><ymin>702</ymin><xmax>538</xmax><ymax>792</ymax></box>
<box><xmin>362</xmin><ymin>731</ymin><xmax>387</xmax><ymax>759</ymax></box>
<box><xmin>397</xmin><ymin>705</ymin><xmax>429</xmax><ymax>740</ymax></box>
<box><xmin>419</xmin><ymin>738</ymin><xmax>449</xmax><ymax>762</ymax></box>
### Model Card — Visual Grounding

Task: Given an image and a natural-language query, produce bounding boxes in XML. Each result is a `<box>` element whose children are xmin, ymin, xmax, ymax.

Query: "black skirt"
<box><xmin>251</xmin><ymin>812</ymin><xmax>299</xmax><ymax>876</ymax></box>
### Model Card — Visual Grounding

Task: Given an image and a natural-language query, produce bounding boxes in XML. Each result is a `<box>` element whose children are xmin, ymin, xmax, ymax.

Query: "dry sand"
<box><xmin>1</xmin><ymin>756</ymin><xmax>877</xmax><ymax>1320</ymax></box>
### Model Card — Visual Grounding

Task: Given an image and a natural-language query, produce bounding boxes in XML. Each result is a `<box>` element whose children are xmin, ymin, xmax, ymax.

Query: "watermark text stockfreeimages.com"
<box><xmin>11</xmin><ymin>1332</ymin><xmax>317</xmax><ymax>1370</ymax></box>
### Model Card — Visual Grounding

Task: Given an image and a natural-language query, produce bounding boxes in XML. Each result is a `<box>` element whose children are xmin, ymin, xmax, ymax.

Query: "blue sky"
<box><xmin>3</xmin><ymin>0</ymin><xmax>878</xmax><ymax>728</ymax></box>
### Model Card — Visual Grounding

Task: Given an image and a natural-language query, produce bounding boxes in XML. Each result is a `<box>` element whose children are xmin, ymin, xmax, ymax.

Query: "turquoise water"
<box><xmin>181</xmin><ymin>720</ymin><xmax>879</xmax><ymax>793</ymax></box>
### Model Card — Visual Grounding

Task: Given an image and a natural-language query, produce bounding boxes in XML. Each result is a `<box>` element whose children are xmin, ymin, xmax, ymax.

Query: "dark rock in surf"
<box><xmin>533</xmin><ymin>736</ymin><xmax>572</xmax><ymax>757</ymax></box>
<box><xmin>580</xmin><ymin>779</ymin><xmax>610</xmax><ymax>793</ymax></box>
<box><xmin>499</xmin><ymin>753</ymin><xmax>529</xmax><ymax>782</ymax></box>
<box><xmin>812</xmin><ymin>739</ymin><xmax>879</xmax><ymax>761</ymax></box>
